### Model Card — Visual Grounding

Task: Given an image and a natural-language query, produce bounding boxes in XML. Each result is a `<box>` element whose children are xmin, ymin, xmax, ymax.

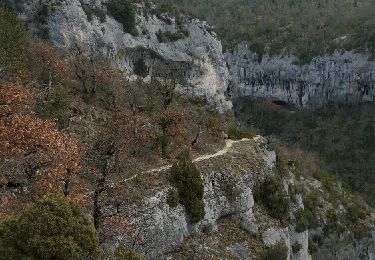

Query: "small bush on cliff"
<box><xmin>292</xmin><ymin>242</ymin><xmax>303</xmax><ymax>254</ymax></box>
<box><xmin>261</xmin><ymin>242</ymin><xmax>288</xmax><ymax>260</ymax></box>
<box><xmin>0</xmin><ymin>195</ymin><xmax>99</xmax><ymax>259</ymax></box>
<box><xmin>80</xmin><ymin>1</ymin><xmax>106</xmax><ymax>23</ymax></box>
<box><xmin>295</xmin><ymin>209</ymin><xmax>311</xmax><ymax>232</ymax></box>
<box><xmin>156</xmin><ymin>29</ymin><xmax>188</xmax><ymax>43</ymax></box>
<box><xmin>170</xmin><ymin>151</ymin><xmax>205</xmax><ymax>223</ymax></box>
<box><xmin>106</xmin><ymin>0</ymin><xmax>136</xmax><ymax>35</ymax></box>
<box><xmin>255</xmin><ymin>174</ymin><xmax>290</xmax><ymax>224</ymax></box>
<box><xmin>167</xmin><ymin>188</ymin><xmax>180</xmax><ymax>208</ymax></box>
<box><xmin>295</xmin><ymin>190</ymin><xmax>320</xmax><ymax>232</ymax></box>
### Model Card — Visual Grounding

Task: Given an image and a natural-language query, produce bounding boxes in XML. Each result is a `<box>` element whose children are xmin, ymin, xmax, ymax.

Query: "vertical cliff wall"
<box><xmin>226</xmin><ymin>44</ymin><xmax>375</xmax><ymax>108</ymax></box>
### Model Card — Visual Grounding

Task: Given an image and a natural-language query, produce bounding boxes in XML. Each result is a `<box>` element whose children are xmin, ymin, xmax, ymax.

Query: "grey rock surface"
<box><xmin>110</xmin><ymin>138</ymin><xmax>275</xmax><ymax>259</ymax></box>
<box><xmin>6</xmin><ymin>0</ymin><xmax>232</xmax><ymax>112</ymax></box>
<box><xmin>3</xmin><ymin>1</ymin><xmax>375</xmax><ymax>259</ymax></box>
<box><xmin>226</xmin><ymin>44</ymin><xmax>375</xmax><ymax>108</ymax></box>
<box><xmin>313</xmin><ymin>231</ymin><xmax>375</xmax><ymax>260</ymax></box>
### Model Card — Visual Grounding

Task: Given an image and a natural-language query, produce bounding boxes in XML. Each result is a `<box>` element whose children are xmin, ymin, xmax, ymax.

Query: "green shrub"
<box><xmin>170</xmin><ymin>151</ymin><xmax>205</xmax><ymax>223</ymax></box>
<box><xmin>308</xmin><ymin>238</ymin><xmax>318</xmax><ymax>254</ymax></box>
<box><xmin>38</xmin><ymin>85</ymin><xmax>72</xmax><ymax>130</ymax></box>
<box><xmin>156</xmin><ymin>29</ymin><xmax>189</xmax><ymax>43</ymax></box>
<box><xmin>323</xmin><ymin>209</ymin><xmax>345</xmax><ymax>236</ymax></box>
<box><xmin>295</xmin><ymin>196</ymin><xmax>319</xmax><ymax>232</ymax></box>
<box><xmin>312</xmin><ymin>170</ymin><xmax>335</xmax><ymax>193</ymax></box>
<box><xmin>304</xmin><ymin>190</ymin><xmax>319</xmax><ymax>210</ymax></box>
<box><xmin>292</xmin><ymin>242</ymin><xmax>303</xmax><ymax>254</ymax></box>
<box><xmin>0</xmin><ymin>6</ymin><xmax>27</xmax><ymax>79</ymax></box>
<box><xmin>295</xmin><ymin>209</ymin><xmax>310</xmax><ymax>232</ymax></box>
<box><xmin>106</xmin><ymin>0</ymin><xmax>136</xmax><ymax>35</ymax></box>
<box><xmin>0</xmin><ymin>195</ymin><xmax>99</xmax><ymax>259</ymax></box>
<box><xmin>261</xmin><ymin>242</ymin><xmax>288</xmax><ymax>260</ymax></box>
<box><xmin>81</xmin><ymin>3</ymin><xmax>106</xmax><ymax>23</ymax></box>
<box><xmin>299</xmin><ymin>190</ymin><xmax>320</xmax><ymax>229</ymax></box>
<box><xmin>167</xmin><ymin>188</ymin><xmax>180</xmax><ymax>208</ymax></box>
<box><xmin>255</xmin><ymin>174</ymin><xmax>290</xmax><ymax>224</ymax></box>
<box><xmin>346</xmin><ymin>203</ymin><xmax>368</xmax><ymax>224</ymax></box>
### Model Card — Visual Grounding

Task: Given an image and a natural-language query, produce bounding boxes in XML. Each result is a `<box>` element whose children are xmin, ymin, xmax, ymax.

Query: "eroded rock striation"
<box><xmin>226</xmin><ymin>44</ymin><xmax>375</xmax><ymax>108</ymax></box>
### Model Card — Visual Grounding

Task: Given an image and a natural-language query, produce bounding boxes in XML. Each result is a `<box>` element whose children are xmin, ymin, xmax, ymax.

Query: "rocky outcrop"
<box><xmin>118</xmin><ymin>137</ymin><xmax>275</xmax><ymax>258</ymax></box>
<box><xmin>110</xmin><ymin>135</ymin><xmax>375</xmax><ymax>260</ymax></box>
<box><xmin>262</xmin><ymin>227</ymin><xmax>310</xmax><ymax>260</ymax></box>
<box><xmin>313</xmin><ymin>231</ymin><xmax>375</xmax><ymax>260</ymax></box>
<box><xmin>6</xmin><ymin>0</ymin><xmax>232</xmax><ymax>112</ymax></box>
<box><xmin>226</xmin><ymin>44</ymin><xmax>375</xmax><ymax>108</ymax></box>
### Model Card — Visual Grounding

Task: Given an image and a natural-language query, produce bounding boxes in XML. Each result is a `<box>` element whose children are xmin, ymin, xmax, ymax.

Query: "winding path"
<box><xmin>124</xmin><ymin>138</ymin><xmax>252</xmax><ymax>182</ymax></box>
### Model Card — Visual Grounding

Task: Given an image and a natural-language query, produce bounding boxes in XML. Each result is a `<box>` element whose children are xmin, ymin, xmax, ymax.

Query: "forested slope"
<box><xmin>235</xmin><ymin>98</ymin><xmax>375</xmax><ymax>206</ymax></box>
<box><xmin>157</xmin><ymin>0</ymin><xmax>375</xmax><ymax>63</ymax></box>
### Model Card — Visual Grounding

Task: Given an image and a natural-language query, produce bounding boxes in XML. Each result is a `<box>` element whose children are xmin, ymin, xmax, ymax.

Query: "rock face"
<box><xmin>313</xmin><ymin>232</ymin><xmax>375</xmax><ymax>260</ymax></box>
<box><xmin>6</xmin><ymin>0</ymin><xmax>232</xmax><ymax>112</ymax></box>
<box><xmin>262</xmin><ymin>227</ymin><xmax>310</xmax><ymax>260</ymax></box>
<box><xmin>121</xmin><ymin>137</ymin><xmax>275</xmax><ymax>258</ymax></box>
<box><xmin>111</xmin><ymin>136</ymin><xmax>375</xmax><ymax>260</ymax></box>
<box><xmin>226</xmin><ymin>44</ymin><xmax>375</xmax><ymax>108</ymax></box>
<box><xmin>4</xmin><ymin>1</ymin><xmax>375</xmax><ymax>258</ymax></box>
<box><xmin>6</xmin><ymin>1</ymin><xmax>375</xmax><ymax>111</ymax></box>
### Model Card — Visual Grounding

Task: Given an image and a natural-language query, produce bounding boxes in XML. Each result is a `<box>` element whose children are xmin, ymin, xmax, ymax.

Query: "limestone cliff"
<box><xmin>226</xmin><ymin>44</ymin><xmax>375</xmax><ymax>108</ymax></box>
<box><xmin>101</xmin><ymin>136</ymin><xmax>375</xmax><ymax>260</ymax></box>
<box><xmin>3</xmin><ymin>1</ymin><xmax>375</xmax><ymax>259</ymax></box>
<box><xmin>4</xmin><ymin>0</ymin><xmax>232</xmax><ymax>112</ymax></box>
<box><xmin>5</xmin><ymin>1</ymin><xmax>375</xmax><ymax>111</ymax></box>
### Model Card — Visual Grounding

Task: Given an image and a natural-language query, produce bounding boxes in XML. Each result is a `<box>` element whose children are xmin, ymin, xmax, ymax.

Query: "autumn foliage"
<box><xmin>0</xmin><ymin>82</ymin><xmax>83</xmax><ymax>218</ymax></box>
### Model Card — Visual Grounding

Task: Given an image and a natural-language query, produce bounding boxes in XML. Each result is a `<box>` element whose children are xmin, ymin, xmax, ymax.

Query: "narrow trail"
<box><xmin>123</xmin><ymin>137</ymin><xmax>252</xmax><ymax>183</ymax></box>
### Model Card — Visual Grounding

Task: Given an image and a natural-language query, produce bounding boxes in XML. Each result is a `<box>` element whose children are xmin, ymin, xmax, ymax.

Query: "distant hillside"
<box><xmin>157</xmin><ymin>0</ymin><xmax>375</xmax><ymax>63</ymax></box>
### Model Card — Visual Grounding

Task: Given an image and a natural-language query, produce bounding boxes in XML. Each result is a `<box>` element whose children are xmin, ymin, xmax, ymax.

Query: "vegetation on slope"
<box><xmin>156</xmin><ymin>0</ymin><xmax>375</xmax><ymax>63</ymax></box>
<box><xmin>0</xmin><ymin>196</ymin><xmax>99</xmax><ymax>259</ymax></box>
<box><xmin>235</xmin><ymin>97</ymin><xmax>375</xmax><ymax>207</ymax></box>
<box><xmin>170</xmin><ymin>151</ymin><xmax>205</xmax><ymax>223</ymax></box>
<box><xmin>254</xmin><ymin>173</ymin><xmax>290</xmax><ymax>225</ymax></box>
<box><xmin>0</xmin><ymin>5</ymin><xmax>229</xmax><ymax>257</ymax></box>
<box><xmin>106</xmin><ymin>0</ymin><xmax>137</xmax><ymax>35</ymax></box>
<box><xmin>253</xmin><ymin>143</ymin><xmax>373</xmax><ymax>258</ymax></box>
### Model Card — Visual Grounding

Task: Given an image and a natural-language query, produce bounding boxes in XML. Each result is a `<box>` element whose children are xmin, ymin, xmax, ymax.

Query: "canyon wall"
<box><xmin>226</xmin><ymin>44</ymin><xmax>375</xmax><ymax>108</ymax></box>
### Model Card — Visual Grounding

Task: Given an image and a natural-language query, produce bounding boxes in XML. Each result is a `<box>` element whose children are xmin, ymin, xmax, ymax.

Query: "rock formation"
<box><xmin>226</xmin><ymin>44</ymin><xmax>375</xmax><ymax>108</ymax></box>
<box><xmin>5</xmin><ymin>0</ymin><xmax>232</xmax><ymax>112</ymax></box>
